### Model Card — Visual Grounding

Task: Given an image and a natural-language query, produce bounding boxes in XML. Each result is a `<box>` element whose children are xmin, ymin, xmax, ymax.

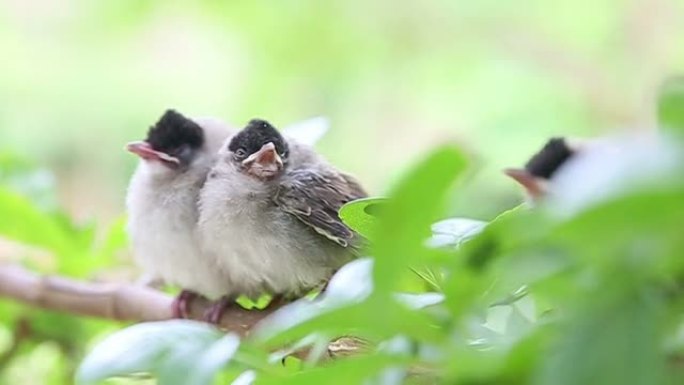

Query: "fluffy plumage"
<box><xmin>198</xmin><ymin>119</ymin><xmax>367</xmax><ymax>299</ymax></box>
<box><xmin>126</xmin><ymin>110</ymin><xmax>233</xmax><ymax>299</ymax></box>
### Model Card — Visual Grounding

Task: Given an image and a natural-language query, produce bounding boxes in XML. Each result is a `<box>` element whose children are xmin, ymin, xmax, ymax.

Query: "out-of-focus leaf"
<box><xmin>441</xmin><ymin>205</ymin><xmax>546</xmax><ymax>322</ymax></box>
<box><xmin>254</xmin><ymin>258</ymin><xmax>375</xmax><ymax>341</ymax></box>
<box><xmin>0</xmin><ymin>187</ymin><xmax>74</xmax><ymax>258</ymax></box>
<box><xmin>658</xmin><ymin>76</ymin><xmax>684</xmax><ymax>134</ymax></box>
<box><xmin>172</xmin><ymin>333</ymin><xmax>240</xmax><ymax>385</ymax></box>
<box><xmin>393</xmin><ymin>292</ymin><xmax>444</xmax><ymax>309</ymax></box>
<box><xmin>372</xmin><ymin>145</ymin><xmax>468</xmax><ymax>293</ymax></box>
<box><xmin>321</xmin><ymin>258</ymin><xmax>374</xmax><ymax>306</ymax></box>
<box><xmin>427</xmin><ymin>217</ymin><xmax>487</xmax><ymax>249</ymax></box>
<box><xmin>0</xmin><ymin>152</ymin><xmax>57</xmax><ymax>210</ymax></box>
<box><xmin>338</xmin><ymin>197</ymin><xmax>387</xmax><ymax>239</ymax></box>
<box><xmin>549</xmin><ymin>188</ymin><xmax>684</xmax><ymax>271</ymax></box>
<box><xmin>257</xmin><ymin>354</ymin><xmax>412</xmax><ymax>385</ymax></box>
<box><xmin>232</xmin><ymin>370</ymin><xmax>256</xmax><ymax>385</ymax></box>
<box><xmin>256</xmin><ymin>299</ymin><xmax>442</xmax><ymax>348</ymax></box>
<box><xmin>535</xmin><ymin>283</ymin><xmax>665</xmax><ymax>385</ymax></box>
<box><xmin>282</xmin><ymin>116</ymin><xmax>329</xmax><ymax>146</ymax></box>
<box><xmin>76</xmin><ymin>320</ymin><xmax>238</xmax><ymax>385</ymax></box>
<box><xmin>409</xmin><ymin>266</ymin><xmax>444</xmax><ymax>291</ymax></box>
<box><xmin>93</xmin><ymin>215</ymin><xmax>129</xmax><ymax>263</ymax></box>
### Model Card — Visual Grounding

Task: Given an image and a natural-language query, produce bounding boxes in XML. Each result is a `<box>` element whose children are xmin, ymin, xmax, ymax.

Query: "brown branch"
<box><xmin>0</xmin><ymin>264</ymin><xmax>278</xmax><ymax>336</ymax></box>
<box><xmin>0</xmin><ymin>264</ymin><xmax>368</xmax><ymax>361</ymax></box>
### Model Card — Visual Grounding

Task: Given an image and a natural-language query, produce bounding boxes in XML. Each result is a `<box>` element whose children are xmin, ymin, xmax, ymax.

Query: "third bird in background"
<box><xmin>504</xmin><ymin>137</ymin><xmax>583</xmax><ymax>201</ymax></box>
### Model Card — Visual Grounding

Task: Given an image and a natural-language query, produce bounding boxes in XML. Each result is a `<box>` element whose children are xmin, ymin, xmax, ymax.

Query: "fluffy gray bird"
<box><xmin>126</xmin><ymin>109</ymin><xmax>233</xmax><ymax>318</ymax></box>
<box><xmin>198</xmin><ymin>119</ymin><xmax>367</xmax><ymax>322</ymax></box>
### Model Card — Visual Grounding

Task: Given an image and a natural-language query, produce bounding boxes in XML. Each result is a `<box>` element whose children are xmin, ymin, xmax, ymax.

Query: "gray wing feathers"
<box><xmin>274</xmin><ymin>169</ymin><xmax>367</xmax><ymax>248</ymax></box>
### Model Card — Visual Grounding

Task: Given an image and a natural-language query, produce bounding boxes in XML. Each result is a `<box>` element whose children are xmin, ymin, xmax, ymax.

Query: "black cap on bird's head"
<box><xmin>227</xmin><ymin>119</ymin><xmax>289</xmax><ymax>180</ymax></box>
<box><xmin>505</xmin><ymin>137</ymin><xmax>578</xmax><ymax>199</ymax></box>
<box><xmin>126</xmin><ymin>109</ymin><xmax>205</xmax><ymax>169</ymax></box>
<box><xmin>524</xmin><ymin>138</ymin><xmax>574</xmax><ymax>179</ymax></box>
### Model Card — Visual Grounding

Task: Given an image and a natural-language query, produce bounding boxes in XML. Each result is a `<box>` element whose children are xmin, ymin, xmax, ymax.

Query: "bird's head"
<box><xmin>225</xmin><ymin>119</ymin><xmax>289</xmax><ymax>181</ymax></box>
<box><xmin>126</xmin><ymin>109</ymin><xmax>206</xmax><ymax>174</ymax></box>
<box><xmin>505</xmin><ymin>137</ymin><xmax>579</xmax><ymax>199</ymax></box>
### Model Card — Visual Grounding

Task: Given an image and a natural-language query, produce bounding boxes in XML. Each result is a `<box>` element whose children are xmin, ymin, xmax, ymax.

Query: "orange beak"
<box><xmin>504</xmin><ymin>168</ymin><xmax>546</xmax><ymax>199</ymax></box>
<box><xmin>242</xmin><ymin>142</ymin><xmax>283</xmax><ymax>179</ymax></box>
<box><xmin>126</xmin><ymin>141</ymin><xmax>180</xmax><ymax>165</ymax></box>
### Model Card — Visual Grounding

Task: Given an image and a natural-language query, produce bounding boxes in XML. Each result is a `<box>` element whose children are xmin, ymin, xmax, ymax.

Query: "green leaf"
<box><xmin>658</xmin><ymin>76</ymin><xmax>684</xmax><ymax>134</ymax></box>
<box><xmin>548</xmin><ymin>187</ymin><xmax>684</xmax><ymax>271</ymax></box>
<box><xmin>427</xmin><ymin>217</ymin><xmax>487</xmax><ymax>249</ymax></box>
<box><xmin>76</xmin><ymin>320</ymin><xmax>239</xmax><ymax>385</ymax></box>
<box><xmin>256</xmin><ymin>298</ymin><xmax>443</xmax><ymax>348</ymax></box>
<box><xmin>338</xmin><ymin>197</ymin><xmax>387</xmax><ymax>239</ymax></box>
<box><xmin>0</xmin><ymin>152</ymin><xmax>57</xmax><ymax>210</ymax></box>
<box><xmin>393</xmin><ymin>292</ymin><xmax>444</xmax><ymax>309</ymax></box>
<box><xmin>92</xmin><ymin>215</ymin><xmax>129</xmax><ymax>266</ymax></box>
<box><xmin>535</xmin><ymin>283</ymin><xmax>665</xmax><ymax>385</ymax></box>
<box><xmin>0</xmin><ymin>187</ymin><xmax>74</xmax><ymax>258</ymax></box>
<box><xmin>371</xmin><ymin>145</ymin><xmax>468</xmax><ymax>293</ymax></box>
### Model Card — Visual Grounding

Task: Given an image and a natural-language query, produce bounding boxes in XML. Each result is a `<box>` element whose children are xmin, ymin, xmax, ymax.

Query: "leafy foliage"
<box><xmin>0</xmin><ymin>156</ymin><xmax>128</xmax><ymax>385</ymax></box>
<box><xmin>77</xmin><ymin>321</ymin><xmax>240</xmax><ymax>385</ymax></box>
<box><xmin>1</xmin><ymin>2</ymin><xmax>682</xmax><ymax>384</ymax></box>
<box><xmin>658</xmin><ymin>77</ymin><xmax>684</xmax><ymax>134</ymax></box>
<box><xmin>3</xmin><ymin>78</ymin><xmax>684</xmax><ymax>385</ymax></box>
<box><xmin>73</xmin><ymin>126</ymin><xmax>684</xmax><ymax>384</ymax></box>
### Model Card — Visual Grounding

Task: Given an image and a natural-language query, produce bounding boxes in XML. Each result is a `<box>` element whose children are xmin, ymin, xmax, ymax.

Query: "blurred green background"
<box><xmin>1</xmin><ymin>0</ymin><xmax>683</xmax><ymax>384</ymax></box>
<box><xmin>3</xmin><ymin>0</ymin><xmax>681</xmax><ymax>222</ymax></box>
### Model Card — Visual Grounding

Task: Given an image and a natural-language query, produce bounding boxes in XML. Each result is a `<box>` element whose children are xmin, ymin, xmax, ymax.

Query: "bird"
<box><xmin>197</xmin><ymin>118</ymin><xmax>367</xmax><ymax>323</ymax></box>
<box><xmin>504</xmin><ymin>137</ymin><xmax>582</xmax><ymax>200</ymax></box>
<box><xmin>125</xmin><ymin>109</ymin><xmax>234</xmax><ymax>319</ymax></box>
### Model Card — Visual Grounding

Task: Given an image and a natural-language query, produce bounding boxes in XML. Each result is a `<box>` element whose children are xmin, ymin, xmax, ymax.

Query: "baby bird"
<box><xmin>505</xmin><ymin>137</ymin><xmax>581</xmax><ymax>200</ymax></box>
<box><xmin>126</xmin><ymin>109</ymin><xmax>233</xmax><ymax>318</ymax></box>
<box><xmin>198</xmin><ymin>119</ymin><xmax>367</xmax><ymax>322</ymax></box>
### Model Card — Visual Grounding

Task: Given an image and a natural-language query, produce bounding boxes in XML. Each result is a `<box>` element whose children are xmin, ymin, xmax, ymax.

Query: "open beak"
<box><xmin>504</xmin><ymin>168</ymin><xmax>546</xmax><ymax>199</ymax></box>
<box><xmin>242</xmin><ymin>142</ymin><xmax>283</xmax><ymax>179</ymax></box>
<box><xmin>125</xmin><ymin>141</ymin><xmax>180</xmax><ymax>165</ymax></box>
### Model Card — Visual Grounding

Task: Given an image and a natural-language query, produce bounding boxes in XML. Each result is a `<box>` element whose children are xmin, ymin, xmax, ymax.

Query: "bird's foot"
<box><xmin>171</xmin><ymin>290</ymin><xmax>198</xmax><ymax>319</ymax></box>
<box><xmin>203</xmin><ymin>296</ymin><xmax>234</xmax><ymax>325</ymax></box>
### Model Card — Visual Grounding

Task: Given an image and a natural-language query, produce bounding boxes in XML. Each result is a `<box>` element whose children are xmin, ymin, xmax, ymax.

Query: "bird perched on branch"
<box><xmin>125</xmin><ymin>109</ymin><xmax>233</xmax><ymax>318</ymax></box>
<box><xmin>198</xmin><ymin>119</ymin><xmax>367</xmax><ymax>323</ymax></box>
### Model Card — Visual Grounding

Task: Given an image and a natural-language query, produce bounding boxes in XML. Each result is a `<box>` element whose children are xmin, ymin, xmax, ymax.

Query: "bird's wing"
<box><xmin>274</xmin><ymin>168</ymin><xmax>367</xmax><ymax>249</ymax></box>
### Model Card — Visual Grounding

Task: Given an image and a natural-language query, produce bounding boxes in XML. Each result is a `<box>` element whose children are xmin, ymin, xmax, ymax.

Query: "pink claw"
<box><xmin>171</xmin><ymin>290</ymin><xmax>197</xmax><ymax>319</ymax></box>
<box><xmin>203</xmin><ymin>297</ymin><xmax>232</xmax><ymax>324</ymax></box>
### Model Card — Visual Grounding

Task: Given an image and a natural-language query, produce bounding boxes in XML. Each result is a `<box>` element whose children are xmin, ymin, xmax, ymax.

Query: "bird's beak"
<box><xmin>504</xmin><ymin>168</ymin><xmax>546</xmax><ymax>200</ymax></box>
<box><xmin>242</xmin><ymin>142</ymin><xmax>283</xmax><ymax>179</ymax></box>
<box><xmin>125</xmin><ymin>141</ymin><xmax>180</xmax><ymax>165</ymax></box>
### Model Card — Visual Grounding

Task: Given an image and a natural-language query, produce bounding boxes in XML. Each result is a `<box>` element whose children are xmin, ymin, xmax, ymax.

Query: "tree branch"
<box><xmin>0</xmin><ymin>264</ymin><xmax>277</xmax><ymax>336</ymax></box>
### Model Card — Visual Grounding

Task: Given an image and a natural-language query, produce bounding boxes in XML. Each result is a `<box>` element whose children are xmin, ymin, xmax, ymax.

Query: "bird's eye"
<box><xmin>234</xmin><ymin>148</ymin><xmax>247</xmax><ymax>159</ymax></box>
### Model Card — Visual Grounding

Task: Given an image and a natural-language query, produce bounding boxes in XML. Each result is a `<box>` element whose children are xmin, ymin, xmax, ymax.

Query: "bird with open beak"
<box><xmin>126</xmin><ymin>109</ymin><xmax>234</xmax><ymax>319</ymax></box>
<box><xmin>198</xmin><ymin>119</ymin><xmax>368</xmax><ymax>323</ymax></box>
